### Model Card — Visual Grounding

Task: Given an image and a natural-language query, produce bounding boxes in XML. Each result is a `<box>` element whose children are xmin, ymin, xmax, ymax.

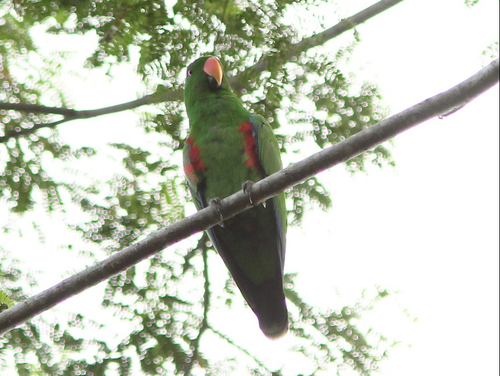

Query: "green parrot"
<box><xmin>183</xmin><ymin>56</ymin><xmax>288</xmax><ymax>338</ymax></box>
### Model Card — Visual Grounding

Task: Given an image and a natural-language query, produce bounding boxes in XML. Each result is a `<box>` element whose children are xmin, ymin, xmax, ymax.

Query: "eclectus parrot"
<box><xmin>183</xmin><ymin>56</ymin><xmax>288</xmax><ymax>338</ymax></box>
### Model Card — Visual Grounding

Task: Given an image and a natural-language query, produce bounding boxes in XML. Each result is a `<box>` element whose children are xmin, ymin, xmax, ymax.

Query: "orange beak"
<box><xmin>203</xmin><ymin>57</ymin><xmax>223</xmax><ymax>87</ymax></box>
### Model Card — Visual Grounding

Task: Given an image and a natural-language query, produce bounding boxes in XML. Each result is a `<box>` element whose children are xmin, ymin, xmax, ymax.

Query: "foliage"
<box><xmin>465</xmin><ymin>0</ymin><xmax>480</xmax><ymax>7</ymax></box>
<box><xmin>483</xmin><ymin>41</ymin><xmax>499</xmax><ymax>61</ymax></box>
<box><xmin>285</xmin><ymin>275</ymin><xmax>392</xmax><ymax>375</ymax></box>
<box><xmin>0</xmin><ymin>10</ymin><xmax>96</xmax><ymax>212</ymax></box>
<box><xmin>0</xmin><ymin>0</ymin><xmax>398</xmax><ymax>375</ymax></box>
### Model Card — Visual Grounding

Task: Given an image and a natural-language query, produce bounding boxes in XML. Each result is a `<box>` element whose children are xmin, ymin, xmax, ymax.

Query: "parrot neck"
<box><xmin>187</xmin><ymin>93</ymin><xmax>249</xmax><ymax>133</ymax></box>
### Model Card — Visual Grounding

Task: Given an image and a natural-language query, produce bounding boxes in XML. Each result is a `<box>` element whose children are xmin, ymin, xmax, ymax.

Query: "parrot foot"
<box><xmin>242</xmin><ymin>180</ymin><xmax>255</xmax><ymax>205</ymax></box>
<box><xmin>242</xmin><ymin>180</ymin><xmax>267</xmax><ymax>208</ymax></box>
<box><xmin>209</xmin><ymin>198</ymin><xmax>225</xmax><ymax>228</ymax></box>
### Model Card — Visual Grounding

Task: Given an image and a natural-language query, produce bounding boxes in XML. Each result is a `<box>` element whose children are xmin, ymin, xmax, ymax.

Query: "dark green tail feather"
<box><xmin>208</xmin><ymin>202</ymin><xmax>288</xmax><ymax>338</ymax></box>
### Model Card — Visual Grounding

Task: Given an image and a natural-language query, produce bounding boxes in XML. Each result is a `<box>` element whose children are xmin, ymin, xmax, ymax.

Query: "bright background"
<box><xmin>2</xmin><ymin>0</ymin><xmax>498</xmax><ymax>375</ymax></box>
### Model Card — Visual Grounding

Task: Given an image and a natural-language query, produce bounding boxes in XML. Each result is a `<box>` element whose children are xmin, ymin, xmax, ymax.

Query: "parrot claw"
<box><xmin>209</xmin><ymin>198</ymin><xmax>225</xmax><ymax>227</ymax></box>
<box><xmin>242</xmin><ymin>180</ymin><xmax>255</xmax><ymax>205</ymax></box>
<box><xmin>242</xmin><ymin>180</ymin><xmax>267</xmax><ymax>208</ymax></box>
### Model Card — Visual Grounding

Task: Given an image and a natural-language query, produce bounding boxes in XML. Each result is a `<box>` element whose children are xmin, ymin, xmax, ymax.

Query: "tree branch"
<box><xmin>228</xmin><ymin>0</ymin><xmax>405</xmax><ymax>92</ymax></box>
<box><xmin>0</xmin><ymin>93</ymin><xmax>161</xmax><ymax>143</ymax></box>
<box><xmin>0</xmin><ymin>58</ymin><xmax>497</xmax><ymax>335</ymax></box>
<box><xmin>0</xmin><ymin>0</ymin><xmax>404</xmax><ymax>143</ymax></box>
<box><xmin>294</xmin><ymin>0</ymin><xmax>405</xmax><ymax>54</ymax></box>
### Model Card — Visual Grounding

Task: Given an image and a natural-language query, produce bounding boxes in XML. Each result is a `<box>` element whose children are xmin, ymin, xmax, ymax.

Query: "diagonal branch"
<box><xmin>228</xmin><ymin>0</ymin><xmax>405</xmax><ymax>92</ymax></box>
<box><xmin>0</xmin><ymin>0</ymin><xmax>404</xmax><ymax>143</ymax></box>
<box><xmin>0</xmin><ymin>58</ymin><xmax>497</xmax><ymax>335</ymax></box>
<box><xmin>291</xmin><ymin>0</ymin><xmax>405</xmax><ymax>55</ymax></box>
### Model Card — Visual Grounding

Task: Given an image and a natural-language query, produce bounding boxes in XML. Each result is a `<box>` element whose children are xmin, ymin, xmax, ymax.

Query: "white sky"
<box><xmin>2</xmin><ymin>0</ymin><xmax>498</xmax><ymax>375</ymax></box>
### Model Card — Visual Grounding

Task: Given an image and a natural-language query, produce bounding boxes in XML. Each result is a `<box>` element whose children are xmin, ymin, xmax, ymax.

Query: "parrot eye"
<box><xmin>187</xmin><ymin>69</ymin><xmax>193</xmax><ymax>77</ymax></box>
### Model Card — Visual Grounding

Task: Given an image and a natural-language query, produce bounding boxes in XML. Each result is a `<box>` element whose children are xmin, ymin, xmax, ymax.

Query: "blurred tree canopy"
<box><xmin>0</xmin><ymin>0</ymin><xmax>400</xmax><ymax>375</ymax></box>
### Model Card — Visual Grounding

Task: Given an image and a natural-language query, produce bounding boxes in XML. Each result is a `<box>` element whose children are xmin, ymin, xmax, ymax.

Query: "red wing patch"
<box><xmin>239</xmin><ymin>121</ymin><xmax>259</xmax><ymax>169</ymax></box>
<box><xmin>184</xmin><ymin>136</ymin><xmax>205</xmax><ymax>183</ymax></box>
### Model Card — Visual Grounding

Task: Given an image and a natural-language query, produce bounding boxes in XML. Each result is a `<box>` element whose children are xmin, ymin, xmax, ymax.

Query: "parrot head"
<box><xmin>184</xmin><ymin>56</ymin><xmax>234</xmax><ymax>116</ymax></box>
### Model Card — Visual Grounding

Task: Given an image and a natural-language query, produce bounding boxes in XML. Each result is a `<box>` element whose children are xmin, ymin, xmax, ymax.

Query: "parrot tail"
<box><xmin>252</xmin><ymin>281</ymin><xmax>288</xmax><ymax>339</ymax></box>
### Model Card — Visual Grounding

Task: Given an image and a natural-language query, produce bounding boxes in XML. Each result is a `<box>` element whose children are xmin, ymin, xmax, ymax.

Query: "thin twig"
<box><xmin>184</xmin><ymin>247</ymin><xmax>210</xmax><ymax>376</ymax></box>
<box><xmin>0</xmin><ymin>58</ymin><xmax>497</xmax><ymax>334</ymax></box>
<box><xmin>209</xmin><ymin>326</ymin><xmax>274</xmax><ymax>373</ymax></box>
<box><xmin>182</xmin><ymin>234</ymin><xmax>208</xmax><ymax>273</ymax></box>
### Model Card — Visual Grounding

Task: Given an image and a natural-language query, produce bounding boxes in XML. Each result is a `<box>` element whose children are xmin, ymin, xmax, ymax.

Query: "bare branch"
<box><xmin>0</xmin><ymin>58</ymin><xmax>497</xmax><ymax>335</ymax></box>
<box><xmin>0</xmin><ymin>0</ymin><xmax>404</xmax><ymax>142</ymax></box>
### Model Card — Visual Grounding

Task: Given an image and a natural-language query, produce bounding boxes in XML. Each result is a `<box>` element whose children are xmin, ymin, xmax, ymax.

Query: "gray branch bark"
<box><xmin>0</xmin><ymin>58</ymin><xmax>497</xmax><ymax>335</ymax></box>
<box><xmin>0</xmin><ymin>0</ymin><xmax>403</xmax><ymax>143</ymax></box>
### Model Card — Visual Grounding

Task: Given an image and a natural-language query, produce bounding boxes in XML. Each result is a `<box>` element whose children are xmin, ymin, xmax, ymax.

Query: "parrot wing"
<box><xmin>250</xmin><ymin>114</ymin><xmax>287</xmax><ymax>271</ymax></box>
